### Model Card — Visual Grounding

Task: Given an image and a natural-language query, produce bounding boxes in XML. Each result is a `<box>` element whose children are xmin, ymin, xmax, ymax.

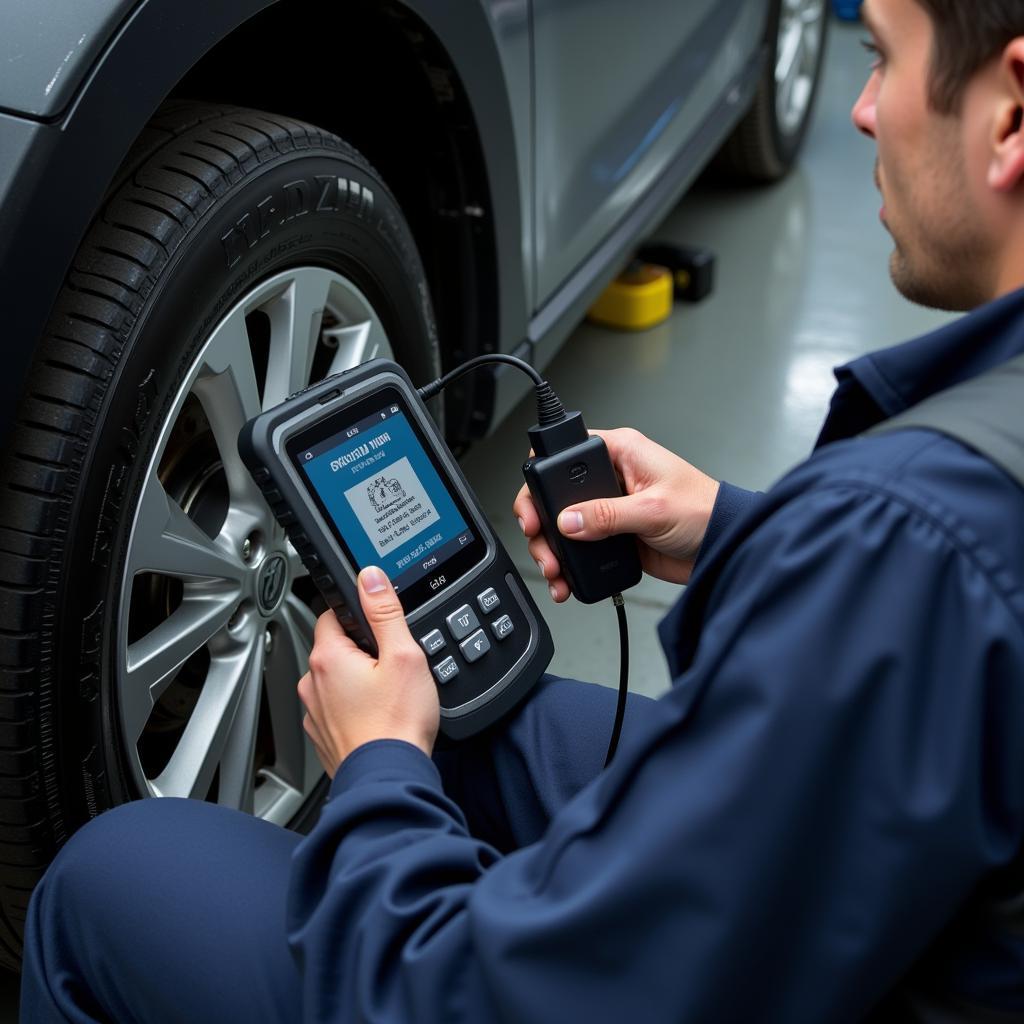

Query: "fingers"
<box><xmin>356</xmin><ymin>567</ymin><xmax>422</xmax><ymax>665</ymax></box>
<box><xmin>513</xmin><ymin>429</ymin><xmax>646</xmax><ymax>536</ymax></box>
<box><xmin>555</xmin><ymin>491</ymin><xmax>654</xmax><ymax>542</ymax></box>
<box><xmin>309</xmin><ymin>609</ymin><xmax>362</xmax><ymax>682</ymax></box>
<box><xmin>527</xmin><ymin>541</ymin><xmax>570</xmax><ymax>602</ymax></box>
<box><xmin>514</xmin><ymin>485</ymin><xmax>566</xmax><ymax>599</ymax></box>
<box><xmin>313</xmin><ymin>605</ymin><xmax>357</xmax><ymax>650</ymax></box>
<box><xmin>587</xmin><ymin>427</ymin><xmax>643</xmax><ymax>477</ymax></box>
<box><xmin>512</xmin><ymin>484</ymin><xmax>542</xmax><ymax>537</ymax></box>
<box><xmin>297</xmin><ymin>673</ymin><xmax>332</xmax><ymax>772</ymax></box>
<box><xmin>590</xmin><ymin>426</ymin><xmax>639</xmax><ymax>455</ymax></box>
<box><xmin>526</xmin><ymin>528</ymin><xmax>557</xmax><ymax>567</ymax></box>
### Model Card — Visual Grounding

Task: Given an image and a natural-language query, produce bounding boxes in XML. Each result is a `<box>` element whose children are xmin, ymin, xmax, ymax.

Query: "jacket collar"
<box><xmin>816</xmin><ymin>286</ymin><xmax>1024</xmax><ymax>448</ymax></box>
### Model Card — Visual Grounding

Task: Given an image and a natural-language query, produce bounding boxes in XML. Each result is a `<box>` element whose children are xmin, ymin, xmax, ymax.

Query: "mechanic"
<box><xmin>18</xmin><ymin>0</ymin><xmax>1024</xmax><ymax>1020</ymax></box>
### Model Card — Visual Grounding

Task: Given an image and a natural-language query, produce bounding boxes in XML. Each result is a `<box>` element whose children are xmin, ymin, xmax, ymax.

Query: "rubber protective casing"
<box><xmin>237</xmin><ymin>359</ymin><xmax>552</xmax><ymax>738</ymax></box>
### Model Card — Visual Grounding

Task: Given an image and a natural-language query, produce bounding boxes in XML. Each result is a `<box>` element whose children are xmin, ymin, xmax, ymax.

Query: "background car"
<box><xmin>0</xmin><ymin>0</ymin><xmax>826</xmax><ymax>968</ymax></box>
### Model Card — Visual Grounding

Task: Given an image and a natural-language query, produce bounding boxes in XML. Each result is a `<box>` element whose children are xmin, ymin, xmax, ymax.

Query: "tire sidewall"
<box><xmin>57</xmin><ymin>146</ymin><xmax>438</xmax><ymax>820</ymax></box>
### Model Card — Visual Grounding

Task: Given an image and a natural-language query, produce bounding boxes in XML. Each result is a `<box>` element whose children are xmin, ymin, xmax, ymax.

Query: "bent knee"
<box><xmin>40</xmin><ymin>798</ymin><xmax>211</xmax><ymax>901</ymax></box>
<box><xmin>520</xmin><ymin>674</ymin><xmax>618</xmax><ymax>724</ymax></box>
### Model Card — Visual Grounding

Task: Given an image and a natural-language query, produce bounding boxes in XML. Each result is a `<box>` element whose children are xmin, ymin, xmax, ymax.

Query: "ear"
<box><xmin>988</xmin><ymin>40</ymin><xmax>1024</xmax><ymax>193</ymax></box>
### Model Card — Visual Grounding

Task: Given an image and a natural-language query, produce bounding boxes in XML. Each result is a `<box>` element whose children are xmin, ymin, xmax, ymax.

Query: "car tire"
<box><xmin>0</xmin><ymin>100</ymin><xmax>439</xmax><ymax>968</ymax></box>
<box><xmin>717</xmin><ymin>0</ymin><xmax>829</xmax><ymax>182</ymax></box>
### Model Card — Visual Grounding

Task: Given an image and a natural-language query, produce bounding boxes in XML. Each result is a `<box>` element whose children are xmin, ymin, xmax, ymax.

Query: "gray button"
<box><xmin>477</xmin><ymin>587</ymin><xmax>500</xmax><ymax>614</ymax></box>
<box><xmin>419</xmin><ymin>629</ymin><xmax>446</xmax><ymax>656</ymax></box>
<box><xmin>459</xmin><ymin>629</ymin><xmax>490</xmax><ymax>663</ymax></box>
<box><xmin>491</xmin><ymin>615</ymin><xmax>514</xmax><ymax>641</ymax></box>
<box><xmin>446</xmin><ymin>604</ymin><xmax>479</xmax><ymax>641</ymax></box>
<box><xmin>432</xmin><ymin>657</ymin><xmax>459</xmax><ymax>685</ymax></box>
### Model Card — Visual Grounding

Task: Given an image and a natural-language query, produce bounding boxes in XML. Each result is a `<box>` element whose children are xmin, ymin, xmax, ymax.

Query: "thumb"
<box><xmin>557</xmin><ymin>492</ymin><xmax>651</xmax><ymax>541</ymax></box>
<box><xmin>357</xmin><ymin>567</ymin><xmax>416</xmax><ymax>656</ymax></box>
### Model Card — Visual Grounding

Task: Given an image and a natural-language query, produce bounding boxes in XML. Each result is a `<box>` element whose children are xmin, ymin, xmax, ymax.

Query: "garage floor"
<box><xmin>0</xmin><ymin>16</ymin><xmax>954</xmax><ymax>1020</ymax></box>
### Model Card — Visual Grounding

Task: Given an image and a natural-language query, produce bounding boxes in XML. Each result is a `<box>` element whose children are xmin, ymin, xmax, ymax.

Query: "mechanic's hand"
<box><xmin>298</xmin><ymin>567</ymin><xmax>439</xmax><ymax>777</ymax></box>
<box><xmin>513</xmin><ymin>428</ymin><xmax>720</xmax><ymax>601</ymax></box>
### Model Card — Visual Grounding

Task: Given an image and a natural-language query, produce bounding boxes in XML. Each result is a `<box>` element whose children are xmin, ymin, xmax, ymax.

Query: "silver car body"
<box><xmin>0</xmin><ymin>0</ymin><xmax>767</xmax><ymax>431</ymax></box>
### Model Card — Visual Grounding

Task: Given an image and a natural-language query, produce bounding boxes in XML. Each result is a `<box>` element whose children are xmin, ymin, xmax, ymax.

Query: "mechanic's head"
<box><xmin>852</xmin><ymin>0</ymin><xmax>1024</xmax><ymax>311</ymax></box>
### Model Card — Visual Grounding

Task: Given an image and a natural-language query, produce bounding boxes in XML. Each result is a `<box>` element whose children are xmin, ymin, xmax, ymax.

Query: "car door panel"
<box><xmin>532</xmin><ymin>0</ymin><xmax>763</xmax><ymax>305</ymax></box>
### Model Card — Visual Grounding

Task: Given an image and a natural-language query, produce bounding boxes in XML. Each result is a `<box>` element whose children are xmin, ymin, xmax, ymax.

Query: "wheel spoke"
<box><xmin>779</xmin><ymin>61</ymin><xmax>798</xmax><ymax>128</ymax></box>
<box><xmin>124</xmin><ymin>589</ymin><xmax>240</xmax><ymax>743</ymax></box>
<box><xmin>265</xmin><ymin>597</ymin><xmax>319</xmax><ymax>792</ymax></box>
<box><xmin>776</xmin><ymin>24</ymin><xmax>801</xmax><ymax>92</ymax></box>
<box><xmin>191</xmin><ymin>313</ymin><xmax>265</xmax><ymax>507</ymax></box>
<box><xmin>776</xmin><ymin>25</ymin><xmax>804</xmax><ymax>131</ymax></box>
<box><xmin>262</xmin><ymin>268</ymin><xmax>334</xmax><ymax>408</ymax></box>
<box><xmin>152</xmin><ymin>640</ymin><xmax>259</xmax><ymax>801</ymax></box>
<box><xmin>285</xmin><ymin>540</ymin><xmax>310</xmax><ymax>580</ymax></box>
<box><xmin>791</xmin><ymin>78</ymin><xmax>812</xmax><ymax>120</ymax></box>
<box><xmin>214</xmin><ymin>641</ymin><xmax>266</xmax><ymax>813</ymax></box>
<box><xmin>801</xmin><ymin>3</ymin><xmax>822</xmax><ymax>25</ymax></box>
<box><xmin>800</xmin><ymin>4</ymin><xmax>823</xmax><ymax>68</ymax></box>
<box><xmin>128</xmin><ymin>474</ymin><xmax>248</xmax><ymax>583</ymax></box>
<box><xmin>324</xmin><ymin>316</ymin><xmax>389</xmax><ymax>375</ymax></box>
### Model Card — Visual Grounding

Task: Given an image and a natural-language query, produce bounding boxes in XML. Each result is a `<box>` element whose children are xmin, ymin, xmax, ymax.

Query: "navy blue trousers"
<box><xmin>20</xmin><ymin>677</ymin><xmax>656</xmax><ymax>1023</ymax></box>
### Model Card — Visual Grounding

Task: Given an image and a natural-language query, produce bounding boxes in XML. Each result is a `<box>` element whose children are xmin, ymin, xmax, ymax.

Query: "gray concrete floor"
<box><xmin>0</xmin><ymin>17</ymin><xmax>955</xmax><ymax>1021</ymax></box>
<box><xmin>461</xmin><ymin>18</ymin><xmax>953</xmax><ymax>701</ymax></box>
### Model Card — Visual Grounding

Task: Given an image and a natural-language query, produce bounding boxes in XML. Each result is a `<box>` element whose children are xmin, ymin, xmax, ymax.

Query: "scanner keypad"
<box><xmin>432</xmin><ymin>657</ymin><xmax>459</xmax><ymax>685</ymax></box>
<box><xmin>446</xmin><ymin>605</ymin><xmax>480</xmax><ymax>641</ymax></box>
<box><xmin>491</xmin><ymin>615</ymin><xmax>514</xmax><ymax>641</ymax></box>
<box><xmin>459</xmin><ymin>629</ymin><xmax>490</xmax><ymax>663</ymax></box>
<box><xmin>419</xmin><ymin>629</ymin><xmax>446</xmax><ymax>656</ymax></box>
<box><xmin>422</xmin><ymin>577</ymin><xmax>530</xmax><ymax>705</ymax></box>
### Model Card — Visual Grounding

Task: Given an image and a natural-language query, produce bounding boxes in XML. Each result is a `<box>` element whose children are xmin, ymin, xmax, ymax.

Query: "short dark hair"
<box><xmin>914</xmin><ymin>0</ymin><xmax>1024</xmax><ymax>112</ymax></box>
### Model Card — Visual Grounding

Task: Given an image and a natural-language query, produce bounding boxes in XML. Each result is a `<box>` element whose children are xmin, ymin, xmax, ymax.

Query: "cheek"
<box><xmin>876</xmin><ymin>106</ymin><xmax>925</xmax><ymax>199</ymax></box>
<box><xmin>928</xmin><ymin>118</ymin><xmax>981</xmax><ymax>203</ymax></box>
<box><xmin>875</xmin><ymin>75</ymin><xmax>925</xmax><ymax>158</ymax></box>
<box><xmin>874</xmin><ymin>128</ymin><xmax>902</xmax><ymax>199</ymax></box>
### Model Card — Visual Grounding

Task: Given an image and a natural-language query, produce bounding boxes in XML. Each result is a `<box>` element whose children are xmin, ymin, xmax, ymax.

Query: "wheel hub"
<box><xmin>255</xmin><ymin>553</ymin><xmax>289</xmax><ymax>616</ymax></box>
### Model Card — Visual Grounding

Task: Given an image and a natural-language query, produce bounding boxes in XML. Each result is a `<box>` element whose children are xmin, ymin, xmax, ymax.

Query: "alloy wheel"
<box><xmin>118</xmin><ymin>266</ymin><xmax>393</xmax><ymax>824</ymax></box>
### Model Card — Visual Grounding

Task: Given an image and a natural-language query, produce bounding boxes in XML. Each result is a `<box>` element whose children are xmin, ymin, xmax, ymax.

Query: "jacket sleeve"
<box><xmin>286</xmin><ymin>482</ymin><xmax>1024</xmax><ymax>1024</ymax></box>
<box><xmin>692</xmin><ymin>480</ymin><xmax>761</xmax><ymax>571</ymax></box>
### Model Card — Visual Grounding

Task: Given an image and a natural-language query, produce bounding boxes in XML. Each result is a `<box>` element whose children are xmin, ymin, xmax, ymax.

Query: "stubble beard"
<box><xmin>882</xmin><ymin>157</ymin><xmax>991</xmax><ymax>313</ymax></box>
<box><xmin>889</xmin><ymin>239</ymin><xmax>987</xmax><ymax>312</ymax></box>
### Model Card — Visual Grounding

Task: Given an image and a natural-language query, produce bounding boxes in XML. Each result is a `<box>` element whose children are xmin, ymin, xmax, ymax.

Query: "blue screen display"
<box><xmin>300</xmin><ymin>409</ymin><xmax>470</xmax><ymax>587</ymax></box>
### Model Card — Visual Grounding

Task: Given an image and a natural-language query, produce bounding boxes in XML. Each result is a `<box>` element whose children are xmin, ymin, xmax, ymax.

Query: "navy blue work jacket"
<box><xmin>287</xmin><ymin>289</ymin><xmax>1024</xmax><ymax>1022</ymax></box>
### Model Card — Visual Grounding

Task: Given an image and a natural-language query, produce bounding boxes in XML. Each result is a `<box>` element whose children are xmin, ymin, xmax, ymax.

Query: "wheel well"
<box><xmin>170</xmin><ymin>0</ymin><xmax>498</xmax><ymax>439</ymax></box>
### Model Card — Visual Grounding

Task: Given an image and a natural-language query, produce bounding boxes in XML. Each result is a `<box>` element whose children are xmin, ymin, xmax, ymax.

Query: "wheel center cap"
<box><xmin>256</xmin><ymin>553</ymin><xmax>288</xmax><ymax>615</ymax></box>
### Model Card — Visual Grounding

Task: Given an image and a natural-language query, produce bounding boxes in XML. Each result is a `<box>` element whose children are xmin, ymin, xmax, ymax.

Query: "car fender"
<box><xmin>0</xmin><ymin>0</ymin><xmax>528</xmax><ymax>440</ymax></box>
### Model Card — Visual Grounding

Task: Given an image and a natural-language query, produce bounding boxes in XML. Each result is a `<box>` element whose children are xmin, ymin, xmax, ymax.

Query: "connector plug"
<box><xmin>527</xmin><ymin>409</ymin><xmax>589</xmax><ymax>458</ymax></box>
